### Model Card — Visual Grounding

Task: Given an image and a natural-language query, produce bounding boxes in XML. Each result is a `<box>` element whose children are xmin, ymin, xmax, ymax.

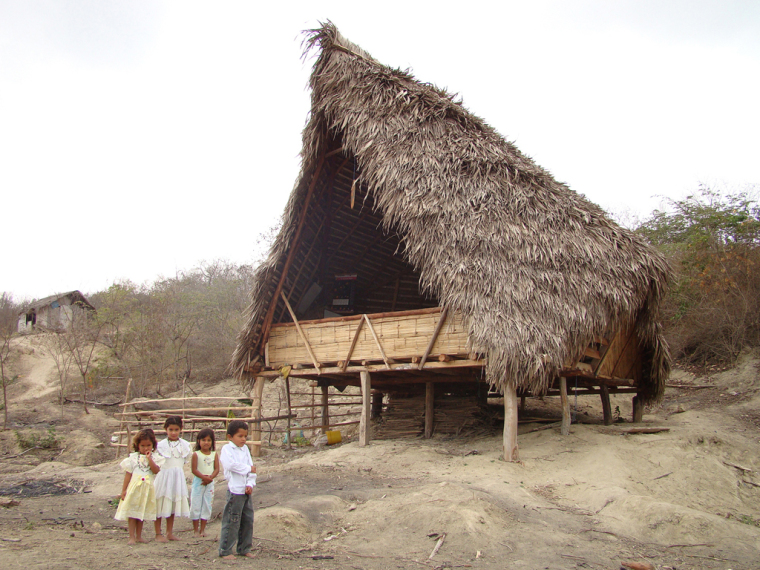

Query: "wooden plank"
<box><xmin>503</xmin><ymin>385</ymin><xmax>519</xmax><ymax>462</ymax></box>
<box><xmin>419</xmin><ymin>307</ymin><xmax>449</xmax><ymax>370</ymax></box>
<box><xmin>272</xmin><ymin>306</ymin><xmax>443</xmax><ymax>328</ymax></box>
<box><xmin>583</xmin><ymin>347</ymin><xmax>601</xmax><ymax>360</ymax></box>
<box><xmin>560</xmin><ymin>377</ymin><xmax>571</xmax><ymax>436</ymax></box>
<box><xmin>425</xmin><ymin>382</ymin><xmax>434</xmax><ymax>439</ymax></box>
<box><xmin>359</xmin><ymin>371</ymin><xmax>371</xmax><ymax>446</ymax></box>
<box><xmin>363</xmin><ymin>314</ymin><xmax>391</xmax><ymax>370</ymax></box>
<box><xmin>280</xmin><ymin>291</ymin><xmax>321</xmax><ymax>373</ymax></box>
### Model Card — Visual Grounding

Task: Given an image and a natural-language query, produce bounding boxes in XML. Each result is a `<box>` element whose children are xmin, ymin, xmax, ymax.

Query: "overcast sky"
<box><xmin>2</xmin><ymin>1</ymin><xmax>759</xmax><ymax>300</ymax></box>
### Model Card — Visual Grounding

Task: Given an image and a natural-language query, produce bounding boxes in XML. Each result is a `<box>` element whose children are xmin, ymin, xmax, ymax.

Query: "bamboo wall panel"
<box><xmin>268</xmin><ymin>309</ymin><xmax>469</xmax><ymax>368</ymax></box>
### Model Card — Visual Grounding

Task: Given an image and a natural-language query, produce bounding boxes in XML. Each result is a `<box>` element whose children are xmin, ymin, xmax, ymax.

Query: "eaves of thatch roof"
<box><xmin>20</xmin><ymin>290</ymin><xmax>95</xmax><ymax>313</ymax></box>
<box><xmin>232</xmin><ymin>22</ymin><xmax>671</xmax><ymax>402</ymax></box>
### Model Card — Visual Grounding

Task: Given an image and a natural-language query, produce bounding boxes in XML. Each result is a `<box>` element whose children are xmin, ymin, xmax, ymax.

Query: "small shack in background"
<box><xmin>17</xmin><ymin>290</ymin><xmax>95</xmax><ymax>333</ymax></box>
<box><xmin>232</xmin><ymin>24</ymin><xmax>671</xmax><ymax>461</ymax></box>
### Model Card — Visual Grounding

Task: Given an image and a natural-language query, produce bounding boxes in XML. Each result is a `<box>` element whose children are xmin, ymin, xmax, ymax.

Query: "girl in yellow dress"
<box><xmin>115</xmin><ymin>429</ymin><xmax>163</xmax><ymax>544</ymax></box>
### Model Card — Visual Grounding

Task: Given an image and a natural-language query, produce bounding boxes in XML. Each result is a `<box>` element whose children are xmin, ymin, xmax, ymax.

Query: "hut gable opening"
<box><xmin>271</xmin><ymin>147</ymin><xmax>438</xmax><ymax>326</ymax></box>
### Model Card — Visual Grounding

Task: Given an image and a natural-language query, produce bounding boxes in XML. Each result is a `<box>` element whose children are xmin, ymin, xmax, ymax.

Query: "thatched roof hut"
<box><xmin>232</xmin><ymin>24</ymin><xmax>670</xmax><ymax>452</ymax></box>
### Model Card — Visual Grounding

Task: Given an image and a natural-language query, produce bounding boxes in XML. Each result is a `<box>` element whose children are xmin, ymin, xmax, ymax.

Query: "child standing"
<box><xmin>190</xmin><ymin>427</ymin><xmax>220</xmax><ymax>537</ymax></box>
<box><xmin>115</xmin><ymin>429</ymin><xmax>163</xmax><ymax>545</ymax></box>
<box><xmin>218</xmin><ymin>420</ymin><xmax>257</xmax><ymax>559</ymax></box>
<box><xmin>153</xmin><ymin>416</ymin><xmax>191</xmax><ymax>542</ymax></box>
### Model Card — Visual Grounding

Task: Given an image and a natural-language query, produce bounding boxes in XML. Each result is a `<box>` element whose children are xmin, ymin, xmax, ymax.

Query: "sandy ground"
<box><xmin>0</xmin><ymin>335</ymin><xmax>759</xmax><ymax>569</ymax></box>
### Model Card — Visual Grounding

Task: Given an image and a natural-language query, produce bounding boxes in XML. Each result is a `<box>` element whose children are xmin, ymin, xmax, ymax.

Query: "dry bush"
<box><xmin>636</xmin><ymin>185</ymin><xmax>760</xmax><ymax>366</ymax></box>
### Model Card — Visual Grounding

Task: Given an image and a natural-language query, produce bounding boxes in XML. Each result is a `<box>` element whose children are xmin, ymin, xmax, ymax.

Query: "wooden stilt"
<box><xmin>359</xmin><ymin>371</ymin><xmax>371</xmax><ymax>446</ymax></box>
<box><xmin>600</xmin><ymin>384</ymin><xmax>612</xmax><ymax>425</ymax></box>
<box><xmin>320</xmin><ymin>386</ymin><xmax>329</xmax><ymax>435</ymax></box>
<box><xmin>371</xmin><ymin>391</ymin><xmax>383</xmax><ymax>419</ymax></box>
<box><xmin>520</xmin><ymin>395</ymin><xmax>526</xmax><ymax>413</ymax></box>
<box><xmin>425</xmin><ymin>382</ymin><xmax>435</xmax><ymax>439</ymax></box>
<box><xmin>285</xmin><ymin>376</ymin><xmax>292</xmax><ymax>449</ymax></box>
<box><xmin>560</xmin><ymin>377</ymin><xmax>571</xmax><ymax>436</ymax></box>
<box><xmin>503</xmin><ymin>384</ymin><xmax>519</xmax><ymax>462</ymax></box>
<box><xmin>632</xmin><ymin>395</ymin><xmax>644</xmax><ymax>423</ymax></box>
<box><xmin>250</xmin><ymin>377</ymin><xmax>265</xmax><ymax>457</ymax></box>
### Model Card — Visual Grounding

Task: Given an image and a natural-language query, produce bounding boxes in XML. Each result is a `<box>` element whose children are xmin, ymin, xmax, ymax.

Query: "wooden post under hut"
<box><xmin>359</xmin><ymin>370</ymin><xmax>371</xmax><ymax>446</ymax></box>
<box><xmin>424</xmin><ymin>382</ymin><xmax>434</xmax><ymax>439</ymax></box>
<box><xmin>503</xmin><ymin>384</ymin><xmax>519</xmax><ymax>462</ymax></box>
<box><xmin>560</xmin><ymin>377</ymin><xmax>571</xmax><ymax>436</ymax></box>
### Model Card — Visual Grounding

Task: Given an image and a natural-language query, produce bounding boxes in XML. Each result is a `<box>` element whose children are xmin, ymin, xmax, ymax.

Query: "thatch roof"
<box><xmin>232</xmin><ymin>23</ymin><xmax>671</xmax><ymax>402</ymax></box>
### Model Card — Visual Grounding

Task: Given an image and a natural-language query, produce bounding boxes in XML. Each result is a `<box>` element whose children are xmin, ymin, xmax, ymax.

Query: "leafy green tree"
<box><xmin>637</xmin><ymin>185</ymin><xmax>760</xmax><ymax>363</ymax></box>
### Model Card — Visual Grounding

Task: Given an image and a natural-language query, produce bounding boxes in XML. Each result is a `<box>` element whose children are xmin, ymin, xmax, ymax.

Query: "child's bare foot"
<box><xmin>155</xmin><ymin>534</ymin><xmax>169</xmax><ymax>543</ymax></box>
<box><xmin>241</xmin><ymin>552</ymin><xmax>256</xmax><ymax>558</ymax></box>
<box><xmin>127</xmin><ymin>538</ymin><xmax>136</xmax><ymax>545</ymax></box>
<box><xmin>167</xmin><ymin>534</ymin><xmax>180</xmax><ymax>541</ymax></box>
<box><xmin>136</xmin><ymin>537</ymin><xmax>149</xmax><ymax>543</ymax></box>
<box><xmin>221</xmin><ymin>554</ymin><xmax>236</xmax><ymax>560</ymax></box>
<box><xmin>193</xmin><ymin>531</ymin><xmax>201</xmax><ymax>538</ymax></box>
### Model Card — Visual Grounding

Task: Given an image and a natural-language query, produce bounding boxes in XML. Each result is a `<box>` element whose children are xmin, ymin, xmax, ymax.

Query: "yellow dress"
<box><xmin>115</xmin><ymin>452</ymin><xmax>164</xmax><ymax>521</ymax></box>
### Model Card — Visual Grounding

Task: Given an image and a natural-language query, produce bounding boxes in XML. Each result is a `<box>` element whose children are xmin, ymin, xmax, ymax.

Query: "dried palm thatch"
<box><xmin>232</xmin><ymin>22</ymin><xmax>671</xmax><ymax>403</ymax></box>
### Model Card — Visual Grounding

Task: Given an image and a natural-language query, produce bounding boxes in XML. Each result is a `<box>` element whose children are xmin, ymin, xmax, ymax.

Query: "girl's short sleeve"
<box><xmin>119</xmin><ymin>454</ymin><xmax>136</xmax><ymax>473</ymax></box>
<box><xmin>151</xmin><ymin>453</ymin><xmax>166</xmax><ymax>468</ymax></box>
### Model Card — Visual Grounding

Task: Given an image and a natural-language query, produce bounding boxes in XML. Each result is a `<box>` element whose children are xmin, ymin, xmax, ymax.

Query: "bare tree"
<box><xmin>0</xmin><ymin>293</ymin><xmax>21</xmax><ymax>429</ymax></box>
<box><xmin>62</xmin><ymin>309</ymin><xmax>103</xmax><ymax>414</ymax></box>
<box><xmin>41</xmin><ymin>331</ymin><xmax>74</xmax><ymax>417</ymax></box>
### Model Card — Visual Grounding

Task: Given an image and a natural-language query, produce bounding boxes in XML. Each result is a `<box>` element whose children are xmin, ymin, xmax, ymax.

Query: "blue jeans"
<box><xmin>218</xmin><ymin>491</ymin><xmax>254</xmax><ymax>556</ymax></box>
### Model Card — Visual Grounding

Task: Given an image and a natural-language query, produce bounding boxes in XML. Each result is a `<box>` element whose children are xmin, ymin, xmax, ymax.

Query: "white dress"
<box><xmin>153</xmin><ymin>438</ymin><xmax>191</xmax><ymax>518</ymax></box>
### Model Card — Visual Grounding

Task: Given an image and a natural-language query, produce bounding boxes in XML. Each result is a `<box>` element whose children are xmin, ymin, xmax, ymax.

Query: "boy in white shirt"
<box><xmin>218</xmin><ymin>420</ymin><xmax>257</xmax><ymax>559</ymax></box>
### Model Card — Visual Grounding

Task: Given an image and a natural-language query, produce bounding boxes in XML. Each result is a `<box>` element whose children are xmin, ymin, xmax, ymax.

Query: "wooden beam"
<box><xmin>424</xmin><ymin>382</ymin><xmax>434</xmax><ymax>439</ymax></box>
<box><xmin>419</xmin><ymin>307</ymin><xmax>449</xmax><ymax>370</ymax></box>
<box><xmin>503</xmin><ymin>384</ymin><xmax>519</xmax><ymax>462</ymax></box>
<box><xmin>256</xmin><ymin>357</ymin><xmax>486</xmax><ymax>378</ymax></box>
<box><xmin>600</xmin><ymin>384</ymin><xmax>612</xmax><ymax>426</ymax></box>
<box><xmin>340</xmin><ymin>317</ymin><xmax>365</xmax><ymax>372</ymax></box>
<box><xmin>560</xmin><ymin>377</ymin><xmax>571</xmax><ymax>436</ymax></box>
<box><xmin>258</xmin><ymin>150</ymin><xmax>326</xmax><ymax>353</ymax></box>
<box><xmin>363</xmin><ymin>314</ymin><xmax>391</xmax><ymax>370</ymax></box>
<box><xmin>280</xmin><ymin>292</ymin><xmax>321</xmax><ymax>373</ymax></box>
<box><xmin>359</xmin><ymin>371</ymin><xmax>371</xmax><ymax>446</ymax></box>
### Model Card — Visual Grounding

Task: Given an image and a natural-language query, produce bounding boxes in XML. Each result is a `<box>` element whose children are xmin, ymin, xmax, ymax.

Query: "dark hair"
<box><xmin>132</xmin><ymin>429</ymin><xmax>158</xmax><ymax>452</ymax></box>
<box><xmin>226</xmin><ymin>420</ymin><xmax>248</xmax><ymax>437</ymax></box>
<box><xmin>164</xmin><ymin>416</ymin><xmax>183</xmax><ymax>430</ymax></box>
<box><xmin>195</xmin><ymin>428</ymin><xmax>216</xmax><ymax>451</ymax></box>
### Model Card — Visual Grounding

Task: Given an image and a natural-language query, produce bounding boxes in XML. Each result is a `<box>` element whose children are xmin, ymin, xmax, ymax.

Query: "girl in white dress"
<box><xmin>115</xmin><ymin>429</ymin><xmax>163</xmax><ymax>544</ymax></box>
<box><xmin>190</xmin><ymin>427</ymin><xmax>220</xmax><ymax>537</ymax></box>
<box><xmin>153</xmin><ymin>416</ymin><xmax>191</xmax><ymax>541</ymax></box>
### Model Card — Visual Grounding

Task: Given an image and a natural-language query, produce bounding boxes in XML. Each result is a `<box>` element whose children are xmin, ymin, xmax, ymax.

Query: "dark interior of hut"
<box><xmin>271</xmin><ymin>150</ymin><xmax>439</xmax><ymax>326</ymax></box>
